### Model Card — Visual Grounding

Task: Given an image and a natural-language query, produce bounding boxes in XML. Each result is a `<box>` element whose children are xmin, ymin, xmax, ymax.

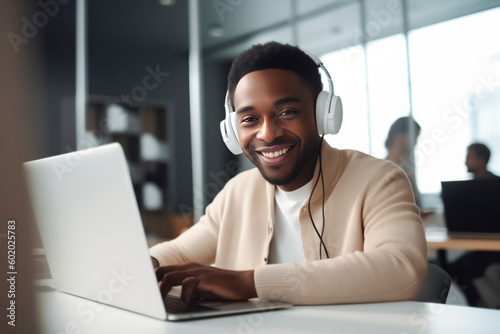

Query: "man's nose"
<box><xmin>256</xmin><ymin>118</ymin><xmax>284</xmax><ymax>143</ymax></box>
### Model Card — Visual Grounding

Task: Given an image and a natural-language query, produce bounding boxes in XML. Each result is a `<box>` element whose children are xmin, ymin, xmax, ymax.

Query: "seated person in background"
<box><xmin>385</xmin><ymin>117</ymin><xmax>423</xmax><ymax>210</ymax></box>
<box><xmin>465</xmin><ymin>143</ymin><xmax>499</xmax><ymax>180</ymax></box>
<box><xmin>449</xmin><ymin>142</ymin><xmax>500</xmax><ymax>306</ymax></box>
<box><xmin>150</xmin><ymin>42</ymin><xmax>427</xmax><ymax>306</ymax></box>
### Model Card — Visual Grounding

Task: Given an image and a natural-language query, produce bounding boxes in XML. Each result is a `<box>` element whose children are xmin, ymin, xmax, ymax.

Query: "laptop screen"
<box><xmin>441</xmin><ymin>179</ymin><xmax>500</xmax><ymax>234</ymax></box>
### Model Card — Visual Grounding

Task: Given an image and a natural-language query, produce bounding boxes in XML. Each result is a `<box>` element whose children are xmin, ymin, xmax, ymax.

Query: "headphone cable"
<box><xmin>307</xmin><ymin>136</ymin><xmax>329</xmax><ymax>259</ymax></box>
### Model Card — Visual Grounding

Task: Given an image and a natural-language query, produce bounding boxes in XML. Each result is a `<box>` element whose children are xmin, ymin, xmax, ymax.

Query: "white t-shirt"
<box><xmin>267</xmin><ymin>181</ymin><xmax>311</xmax><ymax>264</ymax></box>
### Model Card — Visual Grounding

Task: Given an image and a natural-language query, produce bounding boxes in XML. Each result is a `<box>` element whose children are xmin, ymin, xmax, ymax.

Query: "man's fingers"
<box><xmin>157</xmin><ymin>264</ymin><xmax>205</xmax><ymax>298</ymax></box>
<box><xmin>154</xmin><ymin>263</ymin><xmax>257</xmax><ymax>301</ymax></box>
<box><xmin>159</xmin><ymin>270</ymin><xmax>194</xmax><ymax>298</ymax></box>
<box><xmin>159</xmin><ymin>276</ymin><xmax>174</xmax><ymax>298</ymax></box>
<box><xmin>180</xmin><ymin>277</ymin><xmax>201</xmax><ymax>306</ymax></box>
<box><xmin>155</xmin><ymin>263</ymin><xmax>200</xmax><ymax>282</ymax></box>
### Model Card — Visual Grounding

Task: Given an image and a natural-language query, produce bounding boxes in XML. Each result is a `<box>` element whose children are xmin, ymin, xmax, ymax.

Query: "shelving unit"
<box><xmin>80</xmin><ymin>95</ymin><xmax>177</xmax><ymax>237</ymax></box>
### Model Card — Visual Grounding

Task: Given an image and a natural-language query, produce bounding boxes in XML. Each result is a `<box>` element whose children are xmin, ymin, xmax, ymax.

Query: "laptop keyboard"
<box><xmin>163</xmin><ymin>296</ymin><xmax>216</xmax><ymax>314</ymax></box>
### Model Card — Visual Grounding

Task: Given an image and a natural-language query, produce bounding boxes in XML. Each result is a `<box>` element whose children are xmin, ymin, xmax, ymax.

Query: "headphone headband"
<box><xmin>301</xmin><ymin>49</ymin><xmax>335</xmax><ymax>95</ymax></box>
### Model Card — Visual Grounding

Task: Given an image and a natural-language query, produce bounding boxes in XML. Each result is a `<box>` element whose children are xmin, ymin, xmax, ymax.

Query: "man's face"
<box><xmin>233</xmin><ymin>69</ymin><xmax>321</xmax><ymax>191</ymax></box>
<box><xmin>396</xmin><ymin>134</ymin><xmax>411</xmax><ymax>158</ymax></box>
<box><xmin>465</xmin><ymin>148</ymin><xmax>482</xmax><ymax>173</ymax></box>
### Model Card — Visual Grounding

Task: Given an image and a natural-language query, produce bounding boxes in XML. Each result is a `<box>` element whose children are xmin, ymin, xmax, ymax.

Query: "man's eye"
<box><xmin>280</xmin><ymin>109</ymin><xmax>296</xmax><ymax>116</ymax></box>
<box><xmin>241</xmin><ymin>116</ymin><xmax>257</xmax><ymax>123</ymax></box>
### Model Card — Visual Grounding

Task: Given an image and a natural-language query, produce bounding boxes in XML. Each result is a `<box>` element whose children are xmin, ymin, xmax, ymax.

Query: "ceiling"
<box><xmin>199</xmin><ymin>0</ymin><xmax>500</xmax><ymax>59</ymax></box>
<box><xmin>87</xmin><ymin>0</ymin><xmax>189</xmax><ymax>55</ymax></box>
<box><xmin>67</xmin><ymin>0</ymin><xmax>500</xmax><ymax>60</ymax></box>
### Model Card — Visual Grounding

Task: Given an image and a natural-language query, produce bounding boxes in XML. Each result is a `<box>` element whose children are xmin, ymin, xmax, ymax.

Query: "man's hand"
<box><xmin>155</xmin><ymin>263</ymin><xmax>257</xmax><ymax>305</ymax></box>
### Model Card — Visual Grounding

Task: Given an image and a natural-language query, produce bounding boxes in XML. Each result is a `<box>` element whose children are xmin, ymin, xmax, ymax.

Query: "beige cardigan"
<box><xmin>150</xmin><ymin>142</ymin><xmax>427</xmax><ymax>305</ymax></box>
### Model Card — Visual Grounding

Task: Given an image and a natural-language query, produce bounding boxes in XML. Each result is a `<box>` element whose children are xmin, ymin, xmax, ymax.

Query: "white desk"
<box><xmin>36</xmin><ymin>288</ymin><xmax>500</xmax><ymax>334</ymax></box>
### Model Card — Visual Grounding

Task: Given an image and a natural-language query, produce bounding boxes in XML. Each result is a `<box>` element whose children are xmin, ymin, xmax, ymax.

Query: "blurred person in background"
<box><xmin>385</xmin><ymin>117</ymin><xmax>422</xmax><ymax>209</ymax></box>
<box><xmin>465</xmin><ymin>143</ymin><xmax>499</xmax><ymax>180</ymax></box>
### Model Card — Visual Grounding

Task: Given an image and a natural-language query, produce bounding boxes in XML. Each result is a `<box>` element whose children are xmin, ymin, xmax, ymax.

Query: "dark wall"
<box><xmin>86</xmin><ymin>0</ymin><xmax>192</xmax><ymax>212</ymax></box>
<box><xmin>28</xmin><ymin>0</ymin><xmax>76</xmax><ymax>160</ymax></box>
<box><xmin>202</xmin><ymin>59</ymin><xmax>238</xmax><ymax>206</ymax></box>
<box><xmin>28</xmin><ymin>0</ymin><xmax>192</xmax><ymax>211</ymax></box>
<box><xmin>19</xmin><ymin>0</ymin><xmax>242</xmax><ymax>214</ymax></box>
<box><xmin>86</xmin><ymin>47</ymin><xmax>192</xmax><ymax>211</ymax></box>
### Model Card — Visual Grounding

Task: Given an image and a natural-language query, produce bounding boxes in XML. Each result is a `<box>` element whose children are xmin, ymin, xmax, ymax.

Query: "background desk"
<box><xmin>426</xmin><ymin>226</ymin><xmax>500</xmax><ymax>271</ymax></box>
<box><xmin>424</xmin><ymin>212</ymin><xmax>500</xmax><ymax>270</ymax></box>
<box><xmin>427</xmin><ymin>238</ymin><xmax>500</xmax><ymax>252</ymax></box>
<box><xmin>425</xmin><ymin>220</ymin><xmax>500</xmax><ymax>251</ymax></box>
<box><xmin>36</xmin><ymin>288</ymin><xmax>500</xmax><ymax>334</ymax></box>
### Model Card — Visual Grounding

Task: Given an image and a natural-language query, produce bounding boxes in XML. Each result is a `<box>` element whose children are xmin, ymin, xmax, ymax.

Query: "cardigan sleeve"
<box><xmin>254</xmin><ymin>164</ymin><xmax>428</xmax><ymax>305</ymax></box>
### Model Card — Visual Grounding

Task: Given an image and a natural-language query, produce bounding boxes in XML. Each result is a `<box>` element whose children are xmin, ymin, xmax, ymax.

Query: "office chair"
<box><xmin>417</xmin><ymin>262</ymin><xmax>453</xmax><ymax>303</ymax></box>
<box><xmin>473</xmin><ymin>263</ymin><xmax>500</xmax><ymax>309</ymax></box>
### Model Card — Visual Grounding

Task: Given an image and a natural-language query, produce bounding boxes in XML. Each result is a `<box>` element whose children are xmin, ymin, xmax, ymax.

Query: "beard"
<box><xmin>246</xmin><ymin>136</ymin><xmax>320</xmax><ymax>186</ymax></box>
<box><xmin>256</xmin><ymin>160</ymin><xmax>302</xmax><ymax>185</ymax></box>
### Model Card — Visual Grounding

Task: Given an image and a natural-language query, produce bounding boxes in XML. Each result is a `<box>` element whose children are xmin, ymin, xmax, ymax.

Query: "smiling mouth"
<box><xmin>254</xmin><ymin>145</ymin><xmax>295</xmax><ymax>163</ymax></box>
<box><xmin>260</xmin><ymin>147</ymin><xmax>291</xmax><ymax>158</ymax></box>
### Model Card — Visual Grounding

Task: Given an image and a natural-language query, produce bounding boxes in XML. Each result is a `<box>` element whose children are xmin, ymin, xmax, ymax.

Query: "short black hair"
<box><xmin>385</xmin><ymin>117</ymin><xmax>421</xmax><ymax>149</ymax></box>
<box><xmin>227</xmin><ymin>42</ymin><xmax>322</xmax><ymax>106</ymax></box>
<box><xmin>468</xmin><ymin>143</ymin><xmax>491</xmax><ymax>164</ymax></box>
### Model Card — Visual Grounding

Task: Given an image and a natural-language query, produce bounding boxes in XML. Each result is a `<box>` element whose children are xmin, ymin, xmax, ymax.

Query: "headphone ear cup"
<box><xmin>315</xmin><ymin>91</ymin><xmax>328</xmax><ymax>135</ymax></box>
<box><xmin>328</xmin><ymin>95</ymin><xmax>343</xmax><ymax>135</ymax></box>
<box><xmin>315</xmin><ymin>91</ymin><xmax>343</xmax><ymax>135</ymax></box>
<box><xmin>220</xmin><ymin>113</ymin><xmax>243</xmax><ymax>155</ymax></box>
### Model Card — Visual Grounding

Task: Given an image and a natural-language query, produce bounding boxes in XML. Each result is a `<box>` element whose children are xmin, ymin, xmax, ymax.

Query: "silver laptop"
<box><xmin>24</xmin><ymin>143</ymin><xmax>291</xmax><ymax>321</ymax></box>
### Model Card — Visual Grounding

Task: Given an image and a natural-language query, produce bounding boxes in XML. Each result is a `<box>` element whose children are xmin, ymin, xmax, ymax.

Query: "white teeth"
<box><xmin>261</xmin><ymin>147</ymin><xmax>290</xmax><ymax>158</ymax></box>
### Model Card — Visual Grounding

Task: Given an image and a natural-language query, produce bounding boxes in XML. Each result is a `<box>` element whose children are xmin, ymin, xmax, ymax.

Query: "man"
<box><xmin>465</xmin><ymin>143</ymin><xmax>499</xmax><ymax>179</ymax></box>
<box><xmin>449</xmin><ymin>142</ymin><xmax>500</xmax><ymax>306</ymax></box>
<box><xmin>385</xmin><ymin>117</ymin><xmax>422</xmax><ymax>208</ymax></box>
<box><xmin>150</xmin><ymin>42</ymin><xmax>427</xmax><ymax>306</ymax></box>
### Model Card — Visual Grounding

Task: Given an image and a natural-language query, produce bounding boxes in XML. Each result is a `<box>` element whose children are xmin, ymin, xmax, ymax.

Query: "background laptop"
<box><xmin>24</xmin><ymin>143</ymin><xmax>291</xmax><ymax>321</ymax></box>
<box><xmin>441</xmin><ymin>179</ymin><xmax>500</xmax><ymax>238</ymax></box>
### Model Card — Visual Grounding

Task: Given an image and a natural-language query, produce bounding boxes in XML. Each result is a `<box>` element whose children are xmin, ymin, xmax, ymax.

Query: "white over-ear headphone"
<box><xmin>220</xmin><ymin>49</ymin><xmax>343</xmax><ymax>155</ymax></box>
